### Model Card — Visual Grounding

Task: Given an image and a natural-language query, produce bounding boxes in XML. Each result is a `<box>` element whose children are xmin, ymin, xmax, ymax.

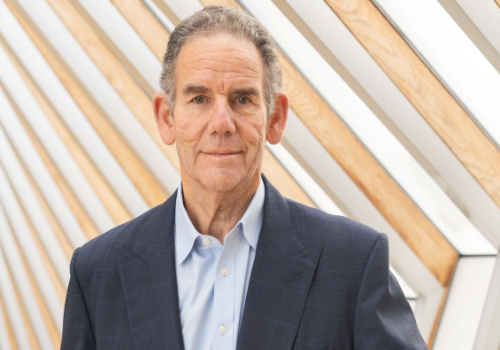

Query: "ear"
<box><xmin>153</xmin><ymin>92</ymin><xmax>176</xmax><ymax>145</ymax></box>
<box><xmin>266</xmin><ymin>93</ymin><xmax>289</xmax><ymax>144</ymax></box>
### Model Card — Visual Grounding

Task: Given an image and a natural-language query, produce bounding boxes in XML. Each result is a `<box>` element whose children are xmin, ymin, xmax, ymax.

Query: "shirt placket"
<box><xmin>213</xmin><ymin>229</ymin><xmax>237</xmax><ymax>349</ymax></box>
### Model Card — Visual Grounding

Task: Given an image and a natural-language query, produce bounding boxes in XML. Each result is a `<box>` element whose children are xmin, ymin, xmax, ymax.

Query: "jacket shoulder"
<box><xmin>286</xmin><ymin>198</ymin><xmax>382</xmax><ymax>248</ymax></box>
<box><xmin>74</xmin><ymin>201</ymin><xmax>167</xmax><ymax>272</ymax></box>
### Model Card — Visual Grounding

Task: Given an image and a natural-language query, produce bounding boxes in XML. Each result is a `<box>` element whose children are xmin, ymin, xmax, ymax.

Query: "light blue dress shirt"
<box><xmin>174</xmin><ymin>179</ymin><xmax>265</xmax><ymax>350</ymax></box>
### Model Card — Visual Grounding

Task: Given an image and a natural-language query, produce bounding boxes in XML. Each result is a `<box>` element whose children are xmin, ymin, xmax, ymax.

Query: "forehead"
<box><xmin>176</xmin><ymin>33</ymin><xmax>264</xmax><ymax>91</ymax></box>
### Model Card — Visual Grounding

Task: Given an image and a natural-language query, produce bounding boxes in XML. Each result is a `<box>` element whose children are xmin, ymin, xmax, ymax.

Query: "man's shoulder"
<box><xmin>74</xmin><ymin>200</ymin><xmax>168</xmax><ymax>270</ymax></box>
<box><xmin>285</xmin><ymin>198</ymin><xmax>387</xmax><ymax>285</ymax></box>
<box><xmin>285</xmin><ymin>198</ymin><xmax>382</xmax><ymax>247</ymax></box>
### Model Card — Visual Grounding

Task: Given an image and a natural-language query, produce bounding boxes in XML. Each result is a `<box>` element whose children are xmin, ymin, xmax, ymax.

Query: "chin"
<box><xmin>200</xmin><ymin>168</ymin><xmax>243</xmax><ymax>192</ymax></box>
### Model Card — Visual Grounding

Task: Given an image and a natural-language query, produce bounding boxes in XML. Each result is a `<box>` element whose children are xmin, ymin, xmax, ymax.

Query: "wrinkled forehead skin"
<box><xmin>176</xmin><ymin>33</ymin><xmax>264</xmax><ymax>99</ymax></box>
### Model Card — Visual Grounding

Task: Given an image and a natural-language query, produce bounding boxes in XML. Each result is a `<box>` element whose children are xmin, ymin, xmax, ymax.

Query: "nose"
<box><xmin>207</xmin><ymin>97</ymin><xmax>236</xmax><ymax>135</ymax></box>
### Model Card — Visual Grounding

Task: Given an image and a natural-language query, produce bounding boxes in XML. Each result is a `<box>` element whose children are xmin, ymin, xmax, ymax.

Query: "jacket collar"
<box><xmin>115</xmin><ymin>174</ymin><xmax>322</xmax><ymax>350</ymax></box>
<box><xmin>127</xmin><ymin>174</ymin><xmax>303</xmax><ymax>262</ymax></box>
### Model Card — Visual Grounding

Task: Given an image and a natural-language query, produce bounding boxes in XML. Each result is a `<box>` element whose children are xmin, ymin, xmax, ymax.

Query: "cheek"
<box><xmin>238</xmin><ymin>118</ymin><xmax>266</xmax><ymax>153</ymax></box>
<box><xmin>176</xmin><ymin>119</ymin><xmax>205</xmax><ymax>149</ymax></box>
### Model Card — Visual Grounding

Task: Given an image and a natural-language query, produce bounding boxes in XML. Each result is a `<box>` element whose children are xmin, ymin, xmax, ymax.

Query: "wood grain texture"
<box><xmin>113</xmin><ymin>0</ymin><xmax>315</xmax><ymax>207</ymax></box>
<box><xmin>200</xmin><ymin>0</ymin><xmax>457</xmax><ymax>286</ymax></box>
<box><xmin>43</xmin><ymin>0</ymin><xmax>180</xmax><ymax>172</ymax></box>
<box><xmin>0</xmin><ymin>289</ymin><xmax>18</xmax><ymax>349</ymax></box>
<box><xmin>4</xmin><ymin>0</ymin><xmax>169</xmax><ymax>212</ymax></box>
<box><xmin>427</xmin><ymin>287</ymin><xmax>451</xmax><ymax>349</ymax></box>
<box><xmin>325</xmin><ymin>0</ymin><xmax>500</xmax><ymax>210</ymax></box>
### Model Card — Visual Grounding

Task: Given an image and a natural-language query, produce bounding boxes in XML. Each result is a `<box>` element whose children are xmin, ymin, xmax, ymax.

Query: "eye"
<box><xmin>192</xmin><ymin>96</ymin><xmax>205</xmax><ymax>104</ymax></box>
<box><xmin>236</xmin><ymin>96</ymin><xmax>250</xmax><ymax>104</ymax></box>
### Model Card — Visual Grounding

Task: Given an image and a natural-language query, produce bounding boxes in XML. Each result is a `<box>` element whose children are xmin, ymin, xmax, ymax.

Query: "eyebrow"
<box><xmin>233</xmin><ymin>87</ymin><xmax>260</xmax><ymax>98</ymax></box>
<box><xmin>182</xmin><ymin>84</ymin><xmax>209</xmax><ymax>95</ymax></box>
<box><xmin>181</xmin><ymin>84</ymin><xmax>261</xmax><ymax>99</ymax></box>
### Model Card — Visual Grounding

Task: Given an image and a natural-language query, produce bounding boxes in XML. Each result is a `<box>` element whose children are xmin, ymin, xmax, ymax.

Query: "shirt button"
<box><xmin>221</xmin><ymin>267</ymin><xmax>229</xmax><ymax>276</ymax></box>
<box><xmin>202</xmin><ymin>238</ymin><xmax>211</xmax><ymax>246</ymax></box>
<box><xmin>219</xmin><ymin>325</ymin><xmax>228</xmax><ymax>334</ymax></box>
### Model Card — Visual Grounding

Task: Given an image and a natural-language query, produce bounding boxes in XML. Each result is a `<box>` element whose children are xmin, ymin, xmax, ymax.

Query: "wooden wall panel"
<box><xmin>0</xmin><ymin>224</ymin><xmax>41</xmax><ymax>350</ymax></box>
<box><xmin>325</xmin><ymin>0</ymin><xmax>500</xmax><ymax>210</ymax></box>
<box><xmin>0</xmin><ymin>143</ymin><xmax>66</xmax><ymax>302</ymax></box>
<box><xmin>4</xmin><ymin>0</ymin><xmax>169</xmax><ymax>211</ymax></box>
<box><xmin>0</xmin><ymin>115</ymin><xmax>66</xmax><ymax>304</ymax></box>
<box><xmin>111</xmin><ymin>0</ymin><xmax>169</xmax><ymax>59</ymax></box>
<box><xmin>0</xmin><ymin>208</ymin><xmax>61</xmax><ymax>348</ymax></box>
<box><xmin>0</xmin><ymin>37</ymin><xmax>103</xmax><ymax>240</ymax></box>
<box><xmin>0</xmin><ymin>282</ymin><xmax>17</xmax><ymax>350</ymax></box>
<box><xmin>44</xmin><ymin>0</ymin><xmax>180</xmax><ymax>171</ymax></box>
<box><xmin>0</xmin><ymin>109</ymin><xmax>74</xmax><ymax>261</ymax></box>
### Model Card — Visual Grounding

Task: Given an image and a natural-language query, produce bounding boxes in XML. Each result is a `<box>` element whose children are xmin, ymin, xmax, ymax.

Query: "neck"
<box><xmin>180</xmin><ymin>173</ymin><xmax>261</xmax><ymax>245</ymax></box>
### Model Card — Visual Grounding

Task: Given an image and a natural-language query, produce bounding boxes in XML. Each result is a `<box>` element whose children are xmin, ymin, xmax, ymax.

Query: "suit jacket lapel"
<box><xmin>115</xmin><ymin>191</ymin><xmax>184</xmax><ymax>350</ymax></box>
<box><xmin>114</xmin><ymin>175</ymin><xmax>321</xmax><ymax>350</ymax></box>
<box><xmin>237</xmin><ymin>177</ymin><xmax>322</xmax><ymax>350</ymax></box>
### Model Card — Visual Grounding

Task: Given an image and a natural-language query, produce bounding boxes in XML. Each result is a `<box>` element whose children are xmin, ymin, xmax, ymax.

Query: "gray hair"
<box><xmin>159</xmin><ymin>6</ymin><xmax>283</xmax><ymax>118</ymax></box>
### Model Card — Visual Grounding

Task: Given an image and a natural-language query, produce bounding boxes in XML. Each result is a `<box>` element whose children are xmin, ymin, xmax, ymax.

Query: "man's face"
<box><xmin>159</xmin><ymin>33</ymin><xmax>276</xmax><ymax>192</ymax></box>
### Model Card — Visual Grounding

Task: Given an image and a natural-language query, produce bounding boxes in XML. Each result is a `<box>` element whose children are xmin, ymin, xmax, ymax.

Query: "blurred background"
<box><xmin>0</xmin><ymin>0</ymin><xmax>499</xmax><ymax>349</ymax></box>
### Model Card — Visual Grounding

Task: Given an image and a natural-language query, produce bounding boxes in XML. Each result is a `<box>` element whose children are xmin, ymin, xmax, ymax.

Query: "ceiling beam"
<box><xmin>43</xmin><ymin>0</ymin><xmax>180</xmax><ymax>171</ymax></box>
<box><xmin>3</xmin><ymin>0</ymin><xmax>171</xmax><ymax>211</ymax></box>
<box><xmin>324</xmin><ymin>0</ymin><xmax>500</xmax><ymax>211</ymax></box>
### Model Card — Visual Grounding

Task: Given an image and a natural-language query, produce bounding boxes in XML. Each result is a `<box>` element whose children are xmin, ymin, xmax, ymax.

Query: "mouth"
<box><xmin>202</xmin><ymin>151</ymin><xmax>242</xmax><ymax>158</ymax></box>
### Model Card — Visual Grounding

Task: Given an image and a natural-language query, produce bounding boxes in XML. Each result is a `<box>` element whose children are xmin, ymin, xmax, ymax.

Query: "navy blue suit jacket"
<box><xmin>61</xmin><ymin>175</ymin><xmax>428</xmax><ymax>349</ymax></box>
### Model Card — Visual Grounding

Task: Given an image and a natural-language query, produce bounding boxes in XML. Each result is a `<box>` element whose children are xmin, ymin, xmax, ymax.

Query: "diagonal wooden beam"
<box><xmin>325</xmin><ymin>0</ymin><xmax>500</xmax><ymax>210</ymax></box>
<box><xmin>0</xmin><ymin>288</ymin><xmax>18</xmax><ymax>349</ymax></box>
<box><xmin>110</xmin><ymin>0</ymin><xmax>169</xmax><ymax>59</ymax></box>
<box><xmin>149</xmin><ymin>0</ymin><xmax>181</xmax><ymax>26</ymax></box>
<box><xmin>4</xmin><ymin>0</ymin><xmax>170</xmax><ymax>211</ymax></box>
<box><xmin>0</xmin><ymin>236</ymin><xmax>41</xmax><ymax>350</ymax></box>
<box><xmin>111</xmin><ymin>0</ymin><xmax>315</xmax><ymax>207</ymax></box>
<box><xmin>0</xmin><ymin>36</ymin><xmax>104</xmax><ymax>239</ymax></box>
<box><xmin>0</xmin><ymin>134</ymin><xmax>66</xmax><ymax>303</ymax></box>
<box><xmin>496</xmin><ymin>0</ymin><xmax>500</xmax><ymax>9</ymax></box>
<box><xmin>42</xmin><ymin>0</ymin><xmax>180</xmax><ymax>171</ymax></box>
<box><xmin>199</xmin><ymin>0</ymin><xmax>457</xmax><ymax>287</ymax></box>
<box><xmin>0</xmin><ymin>204</ymin><xmax>61</xmax><ymax>348</ymax></box>
<box><xmin>427</xmin><ymin>286</ymin><xmax>450</xmax><ymax>348</ymax></box>
<box><xmin>0</xmin><ymin>93</ymin><xmax>75</xmax><ymax>260</ymax></box>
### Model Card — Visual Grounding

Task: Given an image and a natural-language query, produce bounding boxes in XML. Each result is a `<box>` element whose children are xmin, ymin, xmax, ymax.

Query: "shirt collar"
<box><xmin>174</xmin><ymin>178</ymin><xmax>265</xmax><ymax>266</ymax></box>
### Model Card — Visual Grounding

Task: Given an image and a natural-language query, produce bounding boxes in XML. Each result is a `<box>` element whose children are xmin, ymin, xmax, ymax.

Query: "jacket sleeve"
<box><xmin>353</xmin><ymin>233</ymin><xmax>428</xmax><ymax>350</ymax></box>
<box><xmin>60</xmin><ymin>247</ymin><xmax>96</xmax><ymax>349</ymax></box>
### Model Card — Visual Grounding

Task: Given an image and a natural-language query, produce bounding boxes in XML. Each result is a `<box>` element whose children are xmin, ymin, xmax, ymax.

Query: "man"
<box><xmin>61</xmin><ymin>6</ymin><xmax>427</xmax><ymax>350</ymax></box>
